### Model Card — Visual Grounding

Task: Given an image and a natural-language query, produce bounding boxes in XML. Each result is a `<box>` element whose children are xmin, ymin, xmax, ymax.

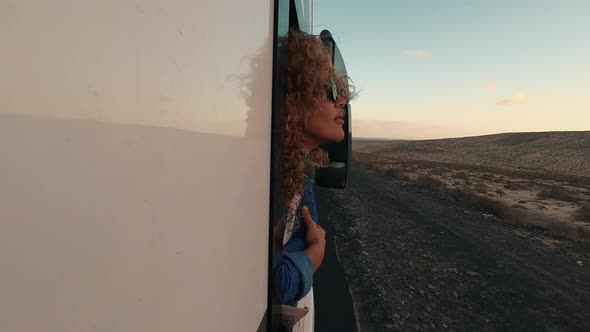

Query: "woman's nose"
<box><xmin>335</xmin><ymin>95</ymin><xmax>347</xmax><ymax>108</ymax></box>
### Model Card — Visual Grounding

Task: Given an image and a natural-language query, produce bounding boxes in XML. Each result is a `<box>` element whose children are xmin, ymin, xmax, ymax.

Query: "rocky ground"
<box><xmin>315</xmin><ymin>163</ymin><xmax>590</xmax><ymax>331</ymax></box>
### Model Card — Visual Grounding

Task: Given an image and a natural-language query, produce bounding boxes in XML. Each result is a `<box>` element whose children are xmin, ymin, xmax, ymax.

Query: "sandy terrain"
<box><xmin>353</xmin><ymin>132</ymin><xmax>590</xmax><ymax>177</ymax></box>
<box><xmin>353</xmin><ymin>132</ymin><xmax>590</xmax><ymax>240</ymax></box>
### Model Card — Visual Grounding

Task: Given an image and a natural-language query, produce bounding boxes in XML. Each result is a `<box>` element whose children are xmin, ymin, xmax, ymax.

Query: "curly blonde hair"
<box><xmin>282</xmin><ymin>29</ymin><xmax>356</xmax><ymax>208</ymax></box>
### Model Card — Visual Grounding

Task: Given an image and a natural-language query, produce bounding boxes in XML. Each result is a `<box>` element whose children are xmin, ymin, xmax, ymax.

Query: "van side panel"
<box><xmin>0</xmin><ymin>1</ymin><xmax>272</xmax><ymax>331</ymax></box>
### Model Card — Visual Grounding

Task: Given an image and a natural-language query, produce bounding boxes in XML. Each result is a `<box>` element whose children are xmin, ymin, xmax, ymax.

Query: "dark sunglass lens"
<box><xmin>330</xmin><ymin>79</ymin><xmax>338</xmax><ymax>101</ymax></box>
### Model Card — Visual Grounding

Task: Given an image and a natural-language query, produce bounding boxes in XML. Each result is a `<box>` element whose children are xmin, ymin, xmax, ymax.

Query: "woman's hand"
<box><xmin>302</xmin><ymin>205</ymin><xmax>326</xmax><ymax>271</ymax></box>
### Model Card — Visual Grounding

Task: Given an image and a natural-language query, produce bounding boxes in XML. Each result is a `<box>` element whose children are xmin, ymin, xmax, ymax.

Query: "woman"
<box><xmin>272</xmin><ymin>29</ymin><xmax>355</xmax><ymax>331</ymax></box>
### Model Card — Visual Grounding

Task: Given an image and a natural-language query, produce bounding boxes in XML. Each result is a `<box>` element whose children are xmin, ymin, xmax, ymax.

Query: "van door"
<box><xmin>0</xmin><ymin>1</ymin><xmax>274</xmax><ymax>331</ymax></box>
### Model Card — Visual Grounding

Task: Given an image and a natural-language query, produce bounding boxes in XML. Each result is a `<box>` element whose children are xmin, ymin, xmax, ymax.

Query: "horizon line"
<box><xmin>353</xmin><ymin>129</ymin><xmax>590</xmax><ymax>142</ymax></box>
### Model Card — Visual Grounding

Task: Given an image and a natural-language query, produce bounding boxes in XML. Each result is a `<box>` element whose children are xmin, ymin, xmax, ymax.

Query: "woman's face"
<box><xmin>303</xmin><ymin>93</ymin><xmax>348</xmax><ymax>148</ymax></box>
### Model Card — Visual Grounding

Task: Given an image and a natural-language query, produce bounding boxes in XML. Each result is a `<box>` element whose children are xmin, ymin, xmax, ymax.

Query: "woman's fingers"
<box><xmin>302</xmin><ymin>205</ymin><xmax>315</xmax><ymax>224</ymax></box>
<box><xmin>303</xmin><ymin>205</ymin><xmax>325</xmax><ymax>243</ymax></box>
<box><xmin>303</xmin><ymin>205</ymin><xmax>324</xmax><ymax>231</ymax></box>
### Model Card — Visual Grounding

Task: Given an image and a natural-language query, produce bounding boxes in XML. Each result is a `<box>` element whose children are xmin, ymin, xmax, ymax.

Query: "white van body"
<box><xmin>1</xmin><ymin>1</ymin><xmax>313</xmax><ymax>330</ymax></box>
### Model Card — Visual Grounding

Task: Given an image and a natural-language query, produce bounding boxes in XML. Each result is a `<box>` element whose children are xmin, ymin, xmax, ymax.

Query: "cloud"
<box><xmin>403</xmin><ymin>49</ymin><xmax>432</xmax><ymax>59</ymax></box>
<box><xmin>486</xmin><ymin>84</ymin><xmax>497</xmax><ymax>93</ymax></box>
<box><xmin>497</xmin><ymin>92</ymin><xmax>528</xmax><ymax>106</ymax></box>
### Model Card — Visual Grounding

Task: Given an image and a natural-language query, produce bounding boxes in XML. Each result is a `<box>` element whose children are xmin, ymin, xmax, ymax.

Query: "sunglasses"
<box><xmin>327</xmin><ymin>77</ymin><xmax>338</xmax><ymax>102</ymax></box>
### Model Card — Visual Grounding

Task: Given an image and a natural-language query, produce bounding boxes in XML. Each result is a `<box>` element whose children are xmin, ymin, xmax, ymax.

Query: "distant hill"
<box><xmin>352</xmin><ymin>137</ymin><xmax>407</xmax><ymax>142</ymax></box>
<box><xmin>353</xmin><ymin>131</ymin><xmax>590</xmax><ymax>177</ymax></box>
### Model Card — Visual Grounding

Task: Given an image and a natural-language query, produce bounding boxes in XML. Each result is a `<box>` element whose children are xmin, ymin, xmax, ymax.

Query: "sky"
<box><xmin>314</xmin><ymin>0</ymin><xmax>590</xmax><ymax>139</ymax></box>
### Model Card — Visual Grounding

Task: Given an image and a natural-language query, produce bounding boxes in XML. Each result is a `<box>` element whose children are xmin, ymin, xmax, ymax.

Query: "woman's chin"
<box><xmin>314</xmin><ymin>130</ymin><xmax>345</xmax><ymax>145</ymax></box>
<box><xmin>333</xmin><ymin>130</ymin><xmax>345</xmax><ymax>143</ymax></box>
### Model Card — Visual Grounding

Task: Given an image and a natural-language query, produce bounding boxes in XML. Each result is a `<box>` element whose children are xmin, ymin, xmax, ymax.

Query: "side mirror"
<box><xmin>315</xmin><ymin>30</ymin><xmax>351</xmax><ymax>189</ymax></box>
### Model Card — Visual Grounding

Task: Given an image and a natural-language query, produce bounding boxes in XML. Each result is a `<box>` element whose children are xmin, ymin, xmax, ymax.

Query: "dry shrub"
<box><xmin>543</xmin><ymin>221</ymin><xmax>580</xmax><ymax>240</ymax></box>
<box><xmin>387</xmin><ymin>168</ymin><xmax>411</xmax><ymax>182</ymax></box>
<box><xmin>365</xmin><ymin>162</ymin><xmax>381</xmax><ymax>171</ymax></box>
<box><xmin>479</xmin><ymin>174</ymin><xmax>495</xmax><ymax>181</ymax></box>
<box><xmin>429</xmin><ymin>168</ymin><xmax>446</xmax><ymax>176</ymax></box>
<box><xmin>375</xmin><ymin>157</ymin><xmax>590</xmax><ymax>187</ymax></box>
<box><xmin>527</xmin><ymin>180</ymin><xmax>540</xmax><ymax>188</ymax></box>
<box><xmin>415</xmin><ymin>175</ymin><xmax>445</xmax><ymax>188</ymax></box>
<box><xmin>406</xmin><ymin>173</ymin><xmax>588</xmax><ymax>242</ymax></box>
<box><xmin>465</xmin><ymin>180</ymin><xmax>473</xmax><ymax>186</ymax></box>
<box><xmin>453</xmin><ymin>171</ymin><xmax>470</xmax><ymax>180</ymax></box>
<box><xmin>574</xmin><ymin>204</ymin><xmax>590</xmax><ymax>221</ymax></box>
<box><xmin>504</xmin><ymin>181</ymin><xmax>525</xmax><ymax>190</ymax></box>
<box><xmin>495</xmin><ymin>189</ymin><xmax>506</xmax><ymax>197</ymax></box>
<box><xmin>531</xmin><ymin>220</ymin><xmax>590</xmax><ymax>242</ymax></box>
<box><xmin>441</xmin><ymin>187</ymin><xmax>523</xmax><ymax>221</ymax></box>
<box><xmin>474</xmin><ymin>183</ymin><xmax>488</xmax><ymax>193</ymax></box>
<box><xmin>537</xmin><ymin>185</ymin><xmax>580</xmax><ymax>203</ymax></box>
<box><xmin>386</xmin><ymin>167</ymin><xmax>405</xmax><ymax>179</ymax></box>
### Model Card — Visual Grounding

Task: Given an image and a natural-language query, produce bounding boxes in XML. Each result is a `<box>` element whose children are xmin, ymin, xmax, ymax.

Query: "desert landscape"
<box><xmin>353</xmin><ymin>131</ymin><xmax>590</xmax><ymax>242</ymax></box>
<box><xmin>312</xmin><ymin>131</ymin><xmax>590</xmax><ymax>330</ymax></box>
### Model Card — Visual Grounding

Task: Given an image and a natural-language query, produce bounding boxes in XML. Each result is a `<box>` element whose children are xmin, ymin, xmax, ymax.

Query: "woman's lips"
<box><xmin>335</xmin><ymin>118</ymin><xmax>344</xmax><ymax>124</ymax></box>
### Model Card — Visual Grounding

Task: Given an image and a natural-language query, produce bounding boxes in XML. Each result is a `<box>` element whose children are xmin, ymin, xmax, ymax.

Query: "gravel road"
<box><xmin>314</xmin><ymin>163</ymin><xmax>590</xmax><ymax>331</ymax></box>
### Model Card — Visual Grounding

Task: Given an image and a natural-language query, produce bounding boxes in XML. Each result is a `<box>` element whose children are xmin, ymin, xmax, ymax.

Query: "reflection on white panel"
<box><xmin>0</xmin><ymin>0</ymin><xmax>272</xmax><ymax>137</ymax></box>
<box><xmin>0</xmin><ymin>1</ymin><xmax>273</xmax><ymax>331</ymax></box>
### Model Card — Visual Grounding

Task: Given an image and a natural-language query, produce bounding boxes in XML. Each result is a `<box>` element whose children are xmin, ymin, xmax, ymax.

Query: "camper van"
<box><xmin>0</xmin><ymin>0</ymin><xmax>351</xmax><ymax>331</ymax></box>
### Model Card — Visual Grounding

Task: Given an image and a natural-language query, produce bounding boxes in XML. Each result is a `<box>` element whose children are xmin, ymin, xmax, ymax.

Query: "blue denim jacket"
<box><xmin>272</xmin><ymin>171</ymin><xmax>319</xmax><ymax>305</ymax></box>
